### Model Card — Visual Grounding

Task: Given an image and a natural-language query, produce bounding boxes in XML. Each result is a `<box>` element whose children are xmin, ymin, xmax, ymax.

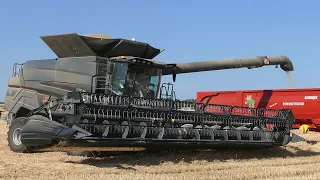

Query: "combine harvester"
<box><xmin>197</xmin><ymin>88</ymin><xmax>320</xmax><ymax>134</ymax></box>
<box><xmin>3</xmin><ymin>33</ymin><xmax>304</xmax><ymax>155</ymax></box>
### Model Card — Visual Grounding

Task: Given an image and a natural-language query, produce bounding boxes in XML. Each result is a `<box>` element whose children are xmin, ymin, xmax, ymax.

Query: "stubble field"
<box><xmin>0</xmin><ymin>120</ymin><xmax>320</xmax><ymax>180</ymax></box>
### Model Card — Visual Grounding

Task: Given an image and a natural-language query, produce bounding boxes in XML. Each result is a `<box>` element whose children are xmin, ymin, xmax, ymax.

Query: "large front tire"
<box><xmin>7</xmin><ymin>117</ymin><xmax>32</xmax><ymax>153</ymax></box>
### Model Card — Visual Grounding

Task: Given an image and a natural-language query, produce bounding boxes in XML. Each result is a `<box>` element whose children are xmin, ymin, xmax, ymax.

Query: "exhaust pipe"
<box><xmin>162</xmin><ymin>55</ymin><xmax>294</xmax><ymax>76</ymax></box>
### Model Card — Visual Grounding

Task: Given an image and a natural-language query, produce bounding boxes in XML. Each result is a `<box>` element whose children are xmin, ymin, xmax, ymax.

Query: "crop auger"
<box><xmin>4</xmin><ymin>33</ymin><xmax>301</xmax><ymax>155</ymax></box>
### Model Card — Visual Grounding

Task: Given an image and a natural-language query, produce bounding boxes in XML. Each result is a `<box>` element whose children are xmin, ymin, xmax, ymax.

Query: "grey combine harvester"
<box><xmin>4</xmin><ymin>33</ymin><xmax>299</xmax><ymax>155</ymax></box>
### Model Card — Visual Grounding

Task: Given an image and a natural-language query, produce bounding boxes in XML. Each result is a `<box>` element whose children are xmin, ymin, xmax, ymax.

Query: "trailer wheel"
<box><xmin>7</xmin><ymin>117</ymin><xmax>32</xmax><ymax>153</ymax></box>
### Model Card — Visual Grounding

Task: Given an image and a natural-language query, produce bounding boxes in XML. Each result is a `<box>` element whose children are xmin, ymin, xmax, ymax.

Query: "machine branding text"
<box><xmin>283</xmin><ymin>102</ymin><xmax>304</xmax><ymax>106</ymax></box>
<box><xmin>304</xmin><ymin>96</ymin><xmax>318</xmax><ymax>100</ymax></box>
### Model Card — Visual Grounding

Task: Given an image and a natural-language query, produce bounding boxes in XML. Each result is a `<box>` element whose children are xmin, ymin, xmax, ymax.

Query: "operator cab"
<box><xmin>106</xmin><ymin>56</ymin><xmax>174</xmax><ymax>99</ymax></box>
<box><xmin>107</xmin><ymin>59</ymin><xmax>162</xmax><ymax>98</ymax></box>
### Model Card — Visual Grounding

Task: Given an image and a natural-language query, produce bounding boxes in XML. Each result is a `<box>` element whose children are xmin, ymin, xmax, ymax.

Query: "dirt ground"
<box><xmin>1</xmin><ymin>120</ymin><xmax>320</xmax><ymax>180</ymax></box>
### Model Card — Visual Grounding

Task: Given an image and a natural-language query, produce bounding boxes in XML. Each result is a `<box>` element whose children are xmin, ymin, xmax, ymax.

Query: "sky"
<box><xmin>0</xmin><ymin>0</ymin><xmax>319</xmax><ymax>101</ymax></box>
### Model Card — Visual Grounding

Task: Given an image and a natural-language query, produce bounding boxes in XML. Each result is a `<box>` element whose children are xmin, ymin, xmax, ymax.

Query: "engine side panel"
<box><xmin>5</xmin><ymin>56</ymin><xmax>108</xmax><ymax>122</ymax></box>
<box><xmin>21</xmin><ymin>56</ymin><xmax>98</xmax><ymax>96</ymax></box>
<box><xmin>5</xmin><ymin>87</ymin><xmax>48</xmax><ymax>117</ymax></box>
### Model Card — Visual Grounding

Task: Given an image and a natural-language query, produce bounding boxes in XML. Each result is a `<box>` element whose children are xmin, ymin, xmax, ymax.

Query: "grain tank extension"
<box><xmin>4</xmin><ymin>33</ymin><xmax>298</xmax><ymax>154</ymax></box>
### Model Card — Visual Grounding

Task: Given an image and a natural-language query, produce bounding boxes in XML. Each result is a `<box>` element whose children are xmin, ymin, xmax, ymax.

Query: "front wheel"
<box><xmin>7</xmin><ymin>117</ymin><xmax>32</xmax><ymax>153</ymax></box>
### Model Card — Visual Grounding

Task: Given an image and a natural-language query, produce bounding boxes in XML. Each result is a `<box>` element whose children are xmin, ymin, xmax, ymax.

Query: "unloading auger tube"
<box><xmin>162</xmin><ymin>56</ymin><xmax>294</xmax><ymax>78</ymax></box>
<box><xmin>15</xmin><ymin>92</ymin><xmax>301</xmax><ymax>152</ymax></box>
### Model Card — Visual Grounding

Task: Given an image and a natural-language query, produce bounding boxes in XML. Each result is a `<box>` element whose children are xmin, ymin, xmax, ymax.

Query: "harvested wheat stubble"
<box><xmin>0</xmin><ymin>120</ymin><xmax>319</xmax><ymax>180</ymax></box>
